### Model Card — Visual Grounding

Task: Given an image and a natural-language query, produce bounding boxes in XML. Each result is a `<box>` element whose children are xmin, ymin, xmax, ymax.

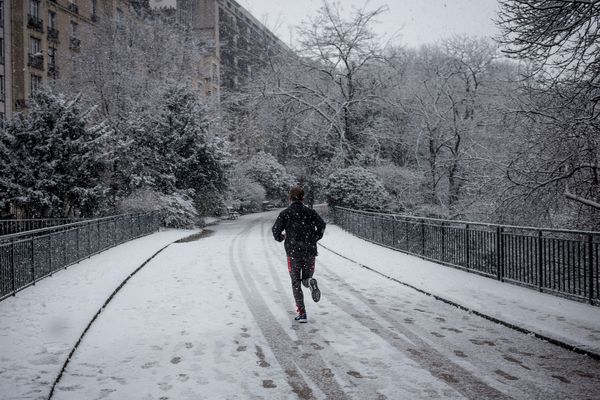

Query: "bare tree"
<box><xmin>282</xmin><ymin>0</ymin><xmax>391</xmax><ymax>165</ymax></box>
<box><xmin>497</xmin><ymin>0</ymin><xmax>600</xmax><ymax>223</ymax></box>
<box><xmin>497</xmin><ymin>0</ymin><xmax>600</xmax><ymax>91</ymax></box>
<box><xmin>404</xmin><ymin>38</ymin><xmax>498</xmax><ymax>216</ymax></box>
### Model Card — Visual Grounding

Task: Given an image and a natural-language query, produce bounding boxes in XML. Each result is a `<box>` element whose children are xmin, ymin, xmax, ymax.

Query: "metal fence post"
<box><xmin>30</xmin><ymin>238</ymin><xmax>35</xmax><ymax>285</ymax></box>
<box><xmin>392</xmin><ymin>218</ymin><xmax>396</xmax><ymax>248</ymax></box>
<box><xmin>405</xmin><ymin>219</ymin><xmax>409</xmax><ymax>250</ymax></box>
<box><xmin>537</xmin><ymin>230</ymin><xmax>543</xmax><ymax>291</ymax></box>
<box><xmin>496</xmin><ymin>226</ymin><xmax>502</xmax><ymax>281</ymax></box>
<box><xmin>10</xmin><ymin>240</ymin><xmax>16</xmax><ymax>296</ymax></box>
<box><xmin>371</xmin><ymin>215</ymin><xmax>375</xmax><ymax>241</ymax></box>
<box><xmin>441</xmin><ymin>223</ymin><xmax>446</xmax><ymax>262</ymax></box>
<box><xmin>63</xmin><ymin>231</ymin><xmax>68</xmax><ymax>269</ymax></box>
<box><xmin>421</xmin><ymin>220</ymin><xmax>425</xmax><ymax>256</ymax></box>
<box><xmin>48</xmin><ymin>236</ymin><xmax>53</xmax><ymax>276</ymax></box>
<box><xmin>76</xmin><ymin>226</ymin><xmax>80</xmax><ymax>260</ymax></box>
<box><xmin>590</xmin><ymin>234</ymin><xmax>595</xmax><ymax>305</ymax></box>
<box><xmin>465</xmin><ymin>224</ymin><xmax>470</xmax><ymax>269</ymax></box>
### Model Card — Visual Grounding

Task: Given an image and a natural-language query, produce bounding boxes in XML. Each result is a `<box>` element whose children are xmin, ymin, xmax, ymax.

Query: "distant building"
<box><xmin>173</xmin><ymin>0</ymin><xmax>289</xmax><ymax>97</ymax></box>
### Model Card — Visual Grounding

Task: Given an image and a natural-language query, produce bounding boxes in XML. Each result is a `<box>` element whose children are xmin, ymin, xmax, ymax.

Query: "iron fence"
<box><xmin>0</xmin><ymin>212</ymin><xmax>160</xmax><ymax>301</ymax></box>
<box><xmin>0</xmin><ymin>218</ymin><xmax>84</xmax><ymax>236</ymax></box>
<box><xmin>333</xmin><ymin>207</ymin><xmax>600</xmax><ymax>305</ymax></box>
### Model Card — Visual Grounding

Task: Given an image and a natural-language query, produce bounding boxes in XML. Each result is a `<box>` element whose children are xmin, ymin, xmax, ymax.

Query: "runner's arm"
<box><xmin>272</xmin><ymin>212</ymin><xmax>286</xmax><ymax>242</ymax></box>
<box><xmin>314</xmin><ymin>211</ymin><xmax>326</xmax><ymax>241</ymax></box>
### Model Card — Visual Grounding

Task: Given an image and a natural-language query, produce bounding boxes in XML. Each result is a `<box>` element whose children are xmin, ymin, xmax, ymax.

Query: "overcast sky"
<box><xmin>150</xmin><ymin>0</ymin><xmax>501</xmax><ymax>48</ymax></box>
<box><xmin>238</xmin><ymin>0</ymin><xmax>500</xmax><ymax>48</ymax></box>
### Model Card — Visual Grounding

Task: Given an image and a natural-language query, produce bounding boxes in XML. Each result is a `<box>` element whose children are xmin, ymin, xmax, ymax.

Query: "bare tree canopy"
<box><xmin>497</xmin><ymin>0</ymin><xmax>600</xmax><ymax>86</ymax></box>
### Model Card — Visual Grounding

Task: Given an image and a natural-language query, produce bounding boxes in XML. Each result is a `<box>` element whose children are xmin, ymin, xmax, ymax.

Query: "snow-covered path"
<box><xmin>0</xmin><ymin>229</ymin><xmax>198</xmax><ymax>400</ymax></box>
<box><xmin>43</xmin><ymin>212</ymin><xmax>599</xmax><ymax>400</ymax></box>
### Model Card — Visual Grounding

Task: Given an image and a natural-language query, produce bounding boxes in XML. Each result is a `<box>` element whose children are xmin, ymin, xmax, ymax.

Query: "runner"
<box><xmin>272</xmin><ymin>186</ymin><xmax>326</xmax><ymax>322</ymax></box>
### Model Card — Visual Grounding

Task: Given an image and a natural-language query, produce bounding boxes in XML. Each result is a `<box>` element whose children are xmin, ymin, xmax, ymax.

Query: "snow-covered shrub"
<box><xmin>373</xmin><ymin>163</ymin><xmax>424</xmax><ymax>212</ymax></box>
<box><xmin>109</xmin><ymin>83</ymin><xmax>232</xmax><ymax>218</ymax></box>
<box><xmin>195</xmin><ymin>191</ymin><xmax>226</xmax><ymax>217</ymax></box>
<box><xmin>325</xmin><ymin>167</ymin><xmax>390</xmax><ymax>210</ymax></box>
<box><xmin>118</xmin><ymin>189</ymin><xmax>200</xmax><ymax>228</ymax></box>
<box><xmin>243</xmin><ymin>152</ymin><xmax>294</xmax><ymax>204</ymax></box>
<box><xmin>227</xmin><ymin>167</ymin><xmax>266</xmax><ymax>214</ymax></box>
<box><xmin>0</xmin><ymin>90</ymin><xmax>109</xmax><ymax>218</ymax></box>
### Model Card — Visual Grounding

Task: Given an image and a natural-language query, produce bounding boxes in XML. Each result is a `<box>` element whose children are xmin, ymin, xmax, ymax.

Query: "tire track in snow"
<box><xmin>311</xmin><ymin>252</ymin><xmax>515</xmax><ymax>400</ymax></box>
<box><xmin>257</xmin><ymin>211</ymin><xmax>511</xmax><ymax>399</ymax></box>
<box><xmin>229</xmin><ymin>217</ymin><xmax>350</xmax><ymax>399</ymax></box>
<box><xmin>258</xmin><ymin>219</ymin><xmax>388</xmax><ymax>400</ymax></box>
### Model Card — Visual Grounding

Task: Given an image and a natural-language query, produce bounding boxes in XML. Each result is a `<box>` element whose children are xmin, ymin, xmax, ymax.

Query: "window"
<box><xmin>0</xmin><ymin>38</ymin><xmax>3</xmax><ymax>64</ymax></box>
<box><xmin>91</xmin><ymin>0</ymin><xmax>97</xmax><ymax>15</ymax></box>
<box><xmin>0</xmin><ymin>75</ymin><xmax>4</xmax><ymax>98</ymax></box>
<box><xmin>116</xmin><ymin>8</ymin><xmax>123</xmax><ymax>23</ymax></box>
<box><xmin>48</xmin><ymin>47</ymin><xmax>56</xmax><ymax>65</ymax></box>
<box><xmin>49</xmin><ymin>11</ymin><xmax>56</xmax><ymax>29</ymax></box>
<box><xmin>68</xmin><ymin>0</ymin><xmax>79</xmax><ymax>14</ymax></box>
<box><xmin>70</xmin><ymin>21</ymin><xmax>78</xmax><ymax>38</ymax></box>
<box><xmin>30</xmin><ymin>36</ymin><xmax>41</xmax><ymax>55</ymax></box>
<box><xmin>0</xmin><ymin>1</ymin><xmax>4</xmax><ymax>24</ymax></box>
<box><xmin>29</xmin><ymin>0</ymin><xmax>40</xmax><ymax>19</ymax></box>
<box><xmin>31</xmin><ymin>74</ymin><xmax>42</xmax><ymax>93</ymax></box>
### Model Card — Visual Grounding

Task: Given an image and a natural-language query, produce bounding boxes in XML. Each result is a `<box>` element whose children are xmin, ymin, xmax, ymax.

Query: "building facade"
<box><xmin>1</xmin><ymin>0</ymin><xmax>11</xmax><ymax>121</ymax></box>
<box><xmin>175</xmin><ymin>0</ymin><xmax>288</xmax><ymax>96</ymax></box>
<box><xmin>2</xmin><ymin>0</ymin><xmax>146</xmax><ymax>120</ymax></box>
<box><xmin>0</xmin><ymin>0</ymin><xmax>284</xmax><ymax>121</ymax></box>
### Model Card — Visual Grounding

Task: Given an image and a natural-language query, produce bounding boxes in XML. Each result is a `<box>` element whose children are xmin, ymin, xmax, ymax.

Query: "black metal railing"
<box><xmin>27</xmin><ymin>14</ymin><xmax>44</xmax><ymax>33</ymax></box>
<box><xmin>69</xmin><ymin>37</ymin><xmax>81</xmax><ymax>50</ymax></box>
<box><xmin>48</xmin><ymin>28</ymin><xmax>59</xmax><ymax>41</ymax></box>
<box><xmin>0</xmin><ymin>212</ymin><xmax>160</xmax><ymax>301</ymax></box>
<box><xmin>333</xmin><ymin>207</ymin><xmax>600</xmax><ymax>305</ymax></box>
<box><xmin>27</xmin><ymin>54</ymin><xmax>44</xmax><ymax>70</ymax></box>
<box><xmin>0</xmin><ymin>218</ymin><xmax>82</xmax><ymax>236</ymax></box>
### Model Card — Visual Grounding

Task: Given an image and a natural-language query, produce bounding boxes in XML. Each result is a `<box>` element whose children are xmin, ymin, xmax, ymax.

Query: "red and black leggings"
<box><xmin>287</xmin><ymin>256</ymin><xmax>316</xmax><ymax>315</ymax></box>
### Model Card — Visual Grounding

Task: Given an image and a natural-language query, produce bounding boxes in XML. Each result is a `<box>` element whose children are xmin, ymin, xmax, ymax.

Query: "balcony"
<box><xmin>68</xmin><ymin>3</ymin><xmax>79</xmax><ymax>14</ymax></box>
<box><xmin>48</xmin><ymin>28</ymin><xmax>59</xmax><ymax>42</ymax></box>
<box><xmin>69</xmin><ymin>37</ymin><xmax>81</xmax><ymax>51</ymax></box>
<box><xmin>27</xmin><ymin>15</ymin><xmax>44</xmax><ymax>33</ymax></box>
<box><xmin>28</xmin><ymin>54</ymin><xmax>44</xmax><ymax>70</ymax></box>
<box><xmin>48</xmin><ymin>63</ymin><xmax>60</xmax><ymax>79</ymax></box>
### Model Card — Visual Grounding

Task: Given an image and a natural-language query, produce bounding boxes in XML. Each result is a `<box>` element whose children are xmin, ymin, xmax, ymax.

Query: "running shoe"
<box><xmin>309</xmin><ymin>278</ymin><xmax>321</xmax><ymax>302</ymax></box>
<box><xmin>294</xmin><ymin>313</ymin><xmax>307</xmax><ymax>323</ymax></box>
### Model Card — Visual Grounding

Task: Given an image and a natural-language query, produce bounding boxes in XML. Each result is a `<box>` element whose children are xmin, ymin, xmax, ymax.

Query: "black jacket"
<box><xmin>272</xmin><ymin>201</ymin><xmax>326</xmax><ymax>257</ymax></box>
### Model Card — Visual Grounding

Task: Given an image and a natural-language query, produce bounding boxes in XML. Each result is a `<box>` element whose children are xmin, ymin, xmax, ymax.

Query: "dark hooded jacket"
<box><xmin>272</xmin><ymin>201</ymin><xmax>326</xmax><ymax>257</ymax></box>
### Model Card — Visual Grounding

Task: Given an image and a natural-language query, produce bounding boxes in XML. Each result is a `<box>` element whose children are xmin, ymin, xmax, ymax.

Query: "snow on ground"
<box><xmin>0</xmin><ymin>229</ymin><xmax>197</xmax><ymax>400</ymax></box>
<box><xmin>1</xmin><ymin>213</ymin><xmax>600</xmax><ymax>400</ymax></box>
<box><xmin>320</xmin><ymin>225</ymin><xmax>600</xmax><ymax>355</ymax></box>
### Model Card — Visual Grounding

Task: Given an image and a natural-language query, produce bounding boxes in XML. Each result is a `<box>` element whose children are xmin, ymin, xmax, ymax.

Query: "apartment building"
<box><xmin>174</xmin><ymin>0</ymin><xmax>288</xmax><ymax>96</ymax></box>
<box><xmin>0</xmin><ymin>0</ymin><xmax>10</xmax><ymax>120</ymax></box>
<box><xmin>0</xmin><ymin>0</ymin><xmax>282</xmax><ymax>121</ymax></box>
<box><xmin>2</xmin><ymin>0</ymin><xmax>146</xmax><ymax>120</ymax></box>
